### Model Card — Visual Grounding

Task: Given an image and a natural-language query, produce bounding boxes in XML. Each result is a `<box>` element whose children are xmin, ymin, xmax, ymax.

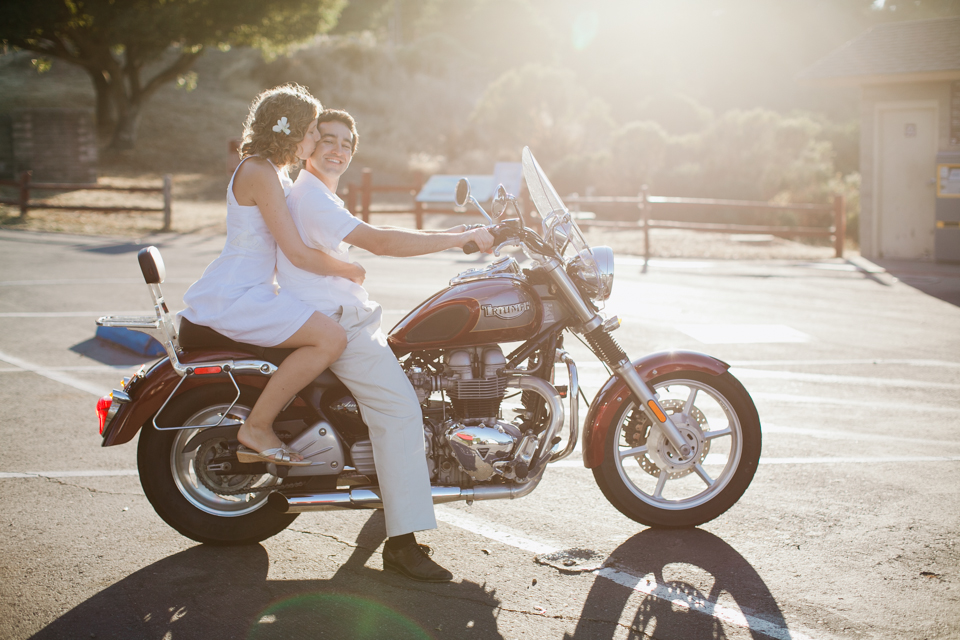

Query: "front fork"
<box><xmin>543</xmin><ymin>256</ymin><xmax>693</xmax><ymax>459</ymax></box>
<box><xmin>614</xmin><ymin>363</ymin><xmax>692</xmax><ymax>458</ymax></box>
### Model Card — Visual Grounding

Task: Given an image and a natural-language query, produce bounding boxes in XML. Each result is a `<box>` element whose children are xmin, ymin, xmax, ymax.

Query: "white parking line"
<box><xmin>435</xmin><ymin>507</ymin><xmax>559</xmax><ymax>554</ymax></box>
<box><xmin>761</xmin><ymin>423</ymin><xmax>960</xmax><ymax>446</ymax></box>
<box><xmin>731</xmin><ymin>367</ymin><xmax>960</xmax><ymax>391</ymax></box>
<box><xmin>0</xmin><ymin>466</ymin><xmax>822</xmax><ymax>638</ymax></box>
<box><xmin>573</xmin><ymin>359</ymin><xmax>960</xmax><ymax>389</ymax></box>
<box><xmin>750</xmin><ymin>391</ymin><xmax>958</xmax><ymax>415</ymax></box>
<box><xmin>0</xmin><ymin>470</ymin><xmax>139</xmax><ymax>479</ymax></box>
<box><xmin>0</xmin><ymin>278</ymin><xmax>195</xmax><ymax>286</ymax></box>
<box><xmin>731</xmin><ymin>358</ymin><xmax>960</xmax><ymax>369</ymax></box>
<box><xmin>434</xmin><ymin>506</ymin><xmax>821</xmax><ymax>640</ymax></box>
<box><xmin>677</xmin><ymin>324</ymin><xmax>813</xmax><ymax>344</ymax></box>
<box><xmin>6</xmin><ymin>453</ymin><xmax>959</xmax><ymax>480</ymax></box>
<box><xmin>0</xmin><ymin>349</ymin><xmax>110</xmax><ymax>397</ymax></box>
<box><xmin>548</xmin><ymin>454</ymin><xmax>960</xmax><ymax>468</ymax></box>
<box><xmin>596</xmin><ymin>567</ymin><xmax>821</xmax><ymax>640</ymax></box>
<box><xmin>0</xmin><ymin>311</ymin><xmax>151</xmax><ymax>318</ymax></box>
<box><xmin>0</xmin><ymin>364</ymin><xmax>138</xmax><ymax>373</ymax></box>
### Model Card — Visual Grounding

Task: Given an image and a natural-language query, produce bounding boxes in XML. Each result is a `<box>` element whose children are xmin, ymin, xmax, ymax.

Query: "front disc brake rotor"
<box><xmin>632</xmin><ymin>399</ymin><xmax>710</xmax><ymax>479</ymax></box>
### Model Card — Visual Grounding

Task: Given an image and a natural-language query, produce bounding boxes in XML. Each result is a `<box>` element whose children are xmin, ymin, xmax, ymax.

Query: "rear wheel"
<box><xmin>593</xmin><ymin>371</ymin><xmax>761</xmax><ymax>528</ymax></box>
<box><xmin>138</xmin><ymin>385</ymin><xmax>299</xmax><ymax>545</ymax></box>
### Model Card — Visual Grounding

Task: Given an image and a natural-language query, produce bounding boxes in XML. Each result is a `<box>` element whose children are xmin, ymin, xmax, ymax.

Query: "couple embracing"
<box><xmin>179</xmin><ymin>84</ymin><xmax>494</xmax><ymax>582</ymax></box>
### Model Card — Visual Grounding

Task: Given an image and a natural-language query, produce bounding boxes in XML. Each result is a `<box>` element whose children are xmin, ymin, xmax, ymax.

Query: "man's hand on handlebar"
<box><xmin>460</xmin><ymin>225</ymin><xmax>495</xmax><ymax>254</ymax></box>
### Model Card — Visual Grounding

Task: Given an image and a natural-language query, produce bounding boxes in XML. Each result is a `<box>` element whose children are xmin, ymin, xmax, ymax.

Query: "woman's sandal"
<box><xmin>236</xmin><ymin>445</ymin><xmax>311</xmax><ymax>467</ymax></box>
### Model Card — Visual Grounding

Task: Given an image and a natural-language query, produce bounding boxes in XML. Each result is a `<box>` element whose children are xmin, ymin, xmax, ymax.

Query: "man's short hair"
<box><xmin>318</xmin><ymin>109</ymin><xmax>359</xmax><ymax>154</ymax></box>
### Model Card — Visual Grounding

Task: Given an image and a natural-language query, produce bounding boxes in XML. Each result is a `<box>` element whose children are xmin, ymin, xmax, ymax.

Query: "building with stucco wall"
<box><xmin>801</xmin><ymin>16</ymin><xmax>960</xmax><ymax>263</ymax></box>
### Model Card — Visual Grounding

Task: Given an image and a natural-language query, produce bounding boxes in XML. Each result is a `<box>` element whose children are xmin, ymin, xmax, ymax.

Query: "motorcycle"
<box><xmin>95</xmin><ymin>147</ymin><xmax>761</xmax><ymax>545</ymax></box>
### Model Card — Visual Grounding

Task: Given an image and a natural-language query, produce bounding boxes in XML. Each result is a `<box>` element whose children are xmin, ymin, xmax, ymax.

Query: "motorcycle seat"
<box><xmin>178</xmin><ymin>317</ymin><xmax>341</xmax><ymax>386</ymax></box>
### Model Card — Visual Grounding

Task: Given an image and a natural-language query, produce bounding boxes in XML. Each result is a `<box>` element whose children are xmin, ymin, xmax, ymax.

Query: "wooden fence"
<box><xmin>341</xmin><ymin>168</ymin><xmax>463</xmax><ymax>230</ymax></box>
<box><xmin>329</xmin><ymin>168</ymin><xmax>848</xmax><ymax>263</ymax></box>
<box><xmin>0</xmin><ymin>170</ymin><xmax>174</xmax><ymax>231</ymax></box>
<box><xmin>567</xmin><ymin>187</ymin><xmax>846</xmax><ymax>263</ymax></box>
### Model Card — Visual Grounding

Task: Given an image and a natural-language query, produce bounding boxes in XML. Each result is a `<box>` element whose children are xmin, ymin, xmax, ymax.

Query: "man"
<box><xmin>277</xmin><ymin>109</ymin><xmax>494</xmax><ymax>582</ymax></box>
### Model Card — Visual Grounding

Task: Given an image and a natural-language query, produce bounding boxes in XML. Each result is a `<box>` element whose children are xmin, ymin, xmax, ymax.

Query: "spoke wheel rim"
<box><xmin>613</xmin><ymin>378</ymin><xmax>742</xmax><ymax>510</ymax></box>
<box><xmin>170</xmin><ymin>402</ymin><xmax>279</xmax><ymax>517</ymax></box>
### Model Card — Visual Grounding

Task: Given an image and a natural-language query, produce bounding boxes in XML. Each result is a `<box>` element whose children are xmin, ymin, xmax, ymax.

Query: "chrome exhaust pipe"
<box><xmin>270</xmin><ymin>474</ymin><xmax>543</xmax><ymax>514</ymax></box>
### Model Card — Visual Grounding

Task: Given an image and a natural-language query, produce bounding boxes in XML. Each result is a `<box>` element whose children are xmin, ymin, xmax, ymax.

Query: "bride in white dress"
<box><xmin>180</xmin><ymin>84</ymin><xmax>364</xmax><ymax>465</ymax></box>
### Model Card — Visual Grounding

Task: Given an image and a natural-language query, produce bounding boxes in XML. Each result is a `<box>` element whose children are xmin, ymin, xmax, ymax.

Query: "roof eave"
<box><xmin>797</xmin><ymin>69</ymin><xmax>960</xmax><ymax>87</ymax></box>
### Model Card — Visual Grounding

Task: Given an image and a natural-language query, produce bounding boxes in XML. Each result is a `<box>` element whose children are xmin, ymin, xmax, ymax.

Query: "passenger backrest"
<box><xmin>138</xmin><ymin>246</ymin><xmax>166</xmax><ymax>284</ymax></box>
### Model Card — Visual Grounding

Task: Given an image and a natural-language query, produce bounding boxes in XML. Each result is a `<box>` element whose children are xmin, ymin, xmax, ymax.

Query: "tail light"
<box><xmin>97</xmin><ymin>394</ymin><xmax>113</xmax><ymax>435</ymax></box>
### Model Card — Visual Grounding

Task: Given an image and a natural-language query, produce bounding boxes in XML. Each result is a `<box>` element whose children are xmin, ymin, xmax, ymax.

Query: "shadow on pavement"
<box><xmin>30</xmin><ymin>512</ymin><xmax>502</xmax><ymax>640</ymax></box>
<box><xmin>565</xmin><ymin>529</ymin><xmax>790</xmax><ymax>639</ymax></box>
<box><xmin>69</xmin><ymin>337</ymin><xmax>154</xmax><ymax>366</ymax></box>
<box><xmin>871</xmin><ymin>258</ymin><xmax>960</xmax><ymax>307</ymax></box>
<box><xmin>81</xmin><ymin>242</ymin><xmax>156</xmax><ymax>255</ymax></box>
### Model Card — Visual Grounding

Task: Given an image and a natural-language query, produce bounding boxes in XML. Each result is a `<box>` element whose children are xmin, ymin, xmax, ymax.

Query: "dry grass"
<box><xmin>583</xmin><ymin>226</ymin><xmax>840</xmax><ymax>260</ymax></box>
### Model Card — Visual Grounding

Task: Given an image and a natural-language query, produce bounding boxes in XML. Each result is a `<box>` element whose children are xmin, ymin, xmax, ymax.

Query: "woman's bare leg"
<box><xmin>237</xmin><ymin>312</ymin><xmax>346</xmax><ymax>458</ymax></box>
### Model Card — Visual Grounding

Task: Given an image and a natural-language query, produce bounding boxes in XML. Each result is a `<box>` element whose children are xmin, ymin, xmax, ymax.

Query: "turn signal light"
<box><xmin>647</xmin><ymin>399</ymin><xmax>668</xmax><ymax>424</ymax></box>
<box><xmin>194</xmin><ymin>366</ymin><xmax>223</xmax><ymax>375</ymax></box>
<box><xmin>96</xmin><ymin>394</ymin><xmax>113</xmax><ymax>435</ymax></box>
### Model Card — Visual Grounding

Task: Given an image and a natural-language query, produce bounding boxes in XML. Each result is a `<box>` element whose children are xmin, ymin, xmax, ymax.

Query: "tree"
<box><xmin>470</xmin><ymin>64</ymin><xmax>612</xmax><ymax>162</ymax></box>
<box><xmin>0</xmin><ymin>0</ymin><xmax>345</xmax><ymax>149</ymax></box>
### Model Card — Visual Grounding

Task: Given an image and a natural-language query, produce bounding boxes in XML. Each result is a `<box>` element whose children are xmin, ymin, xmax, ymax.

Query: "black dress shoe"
<box><xmin>382</xmin><ymin>543</ymin><xmax>453</xmax><ymax>582</ymax></box>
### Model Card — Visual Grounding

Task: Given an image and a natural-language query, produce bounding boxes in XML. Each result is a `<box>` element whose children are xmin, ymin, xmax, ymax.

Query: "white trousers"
<box><xmin>328</xmin><ymin>303</ymin><xmax>437</xmax><ymax>537</ymax></box>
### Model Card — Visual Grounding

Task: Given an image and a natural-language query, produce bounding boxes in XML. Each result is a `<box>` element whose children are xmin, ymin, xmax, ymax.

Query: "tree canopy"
<box><xmin>0</xmin><ymin>0</ymin><xmax>345</xmax><ymax>149</ymax></box>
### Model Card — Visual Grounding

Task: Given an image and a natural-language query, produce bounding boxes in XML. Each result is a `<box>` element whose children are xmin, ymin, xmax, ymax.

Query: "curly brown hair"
<box><xmin>239</xmin><ymin>84</ymin><xmax>322</xmax><ymax>168</ymax></box>
<box><xmin>318</xmin><ymin>109</ymin><xmax>360</xmax><ymax>154</ymax></box>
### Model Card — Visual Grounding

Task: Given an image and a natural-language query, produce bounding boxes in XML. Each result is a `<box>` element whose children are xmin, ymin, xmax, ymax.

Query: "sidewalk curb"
<box><xmin>845</xmin><ymin>256</ymin><xmax>898</xmax><ymax>286</ymax></box>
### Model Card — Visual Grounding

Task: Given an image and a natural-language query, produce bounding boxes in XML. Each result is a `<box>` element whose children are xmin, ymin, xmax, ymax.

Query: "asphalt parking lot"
<box><xmin>0</xmin><ymin>227</ymin><xmax>958</xmax><ymax>640</ymax></box>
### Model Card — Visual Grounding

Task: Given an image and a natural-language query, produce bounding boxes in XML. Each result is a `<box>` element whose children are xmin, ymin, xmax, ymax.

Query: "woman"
<box><xmin>180</xmin><ymin>84</ymin><xmax>362</xmax><ymax>466</ymax></box>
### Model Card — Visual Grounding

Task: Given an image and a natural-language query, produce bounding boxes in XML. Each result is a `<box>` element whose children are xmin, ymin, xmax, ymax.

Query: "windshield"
<box><xmin>521</xmin><ymin>147</ymin><xmax>602</xmax><ymax>290</ymax></box>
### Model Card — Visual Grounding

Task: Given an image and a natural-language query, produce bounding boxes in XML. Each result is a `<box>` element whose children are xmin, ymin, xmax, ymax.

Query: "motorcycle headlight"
<box><xmin>569</xmin><ymin>245</ymin><xmax>615</xmax><ymax>301</ymax></box>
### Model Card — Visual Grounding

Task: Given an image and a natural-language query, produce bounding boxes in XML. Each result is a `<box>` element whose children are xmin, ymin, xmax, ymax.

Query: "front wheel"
<box><xmin>137</xmin><ymin>385</ymin><xmax>299</xmax><ymax>545</ymax></box>
<box><xmin>594</xmin><ymin>371</ymin><xmax>761</xmax><ymax>528</ymax></box>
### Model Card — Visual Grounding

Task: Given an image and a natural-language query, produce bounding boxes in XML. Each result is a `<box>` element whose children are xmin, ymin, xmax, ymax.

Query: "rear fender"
<box><xmin>100</xmin><ymin>350</ymin><xmax>278</xmax><ymax>447</ymax></box>
<box><xmin>581</xmin><ymin>350</ymin><xmax>729</xmax><ymax>469</ymax></box>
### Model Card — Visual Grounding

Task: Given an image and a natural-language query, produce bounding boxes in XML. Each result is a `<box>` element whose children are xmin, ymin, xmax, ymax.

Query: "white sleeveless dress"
<box><xmin>179</xmin><ymin>158</ymin><xmax>315</xmax><ymax>346</ymax></box>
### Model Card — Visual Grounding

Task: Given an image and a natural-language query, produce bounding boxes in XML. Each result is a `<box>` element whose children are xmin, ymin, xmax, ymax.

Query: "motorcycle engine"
<box><xmin>410</xmin><ymin>346</ymin><xmax>522</xmax><ymax>485</ymax></box>
<box><xmin>441</xmin><ymin>418</ymin><xmax>521</xmax><ymax>482</ymax></box>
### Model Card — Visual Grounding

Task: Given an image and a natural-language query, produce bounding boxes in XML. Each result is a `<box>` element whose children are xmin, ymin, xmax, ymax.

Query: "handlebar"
<box><xmin>462</xmin><ymin>221</ymin><xmax>541</xmax><ymax>256</ymax></box>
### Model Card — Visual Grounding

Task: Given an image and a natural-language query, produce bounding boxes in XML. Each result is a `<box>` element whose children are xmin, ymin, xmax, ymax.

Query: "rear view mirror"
<box><xmin>455</xmin><ymin>178</ymin><xmax>471</xmax><ymax>208</ymax></box>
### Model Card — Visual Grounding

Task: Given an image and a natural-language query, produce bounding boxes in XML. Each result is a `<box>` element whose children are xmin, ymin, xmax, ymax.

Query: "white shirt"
<box><xmin>277</xmin><ymin>169</ymin><xmax>370</xmax><ymax>315</ymax></box>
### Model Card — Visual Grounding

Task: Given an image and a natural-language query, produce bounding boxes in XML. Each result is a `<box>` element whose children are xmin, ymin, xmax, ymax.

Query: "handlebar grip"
<box><xmin>463</xmin><ymin>241</ymin><xmax>480</xmax><ymax>255</ymax></box>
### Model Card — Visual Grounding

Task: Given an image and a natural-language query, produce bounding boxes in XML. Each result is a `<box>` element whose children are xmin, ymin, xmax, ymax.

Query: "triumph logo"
<box><xmin>482</xmin><ymin>301</ymin><xmax>531</xmax><ymax>320</ymax></box>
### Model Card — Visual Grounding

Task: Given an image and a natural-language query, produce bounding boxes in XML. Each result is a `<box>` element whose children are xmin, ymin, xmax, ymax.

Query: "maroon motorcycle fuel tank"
<box><xmin>389</xmin><ymin>278</ymin><xmax>542</xmax><ymax>351</ymax></box>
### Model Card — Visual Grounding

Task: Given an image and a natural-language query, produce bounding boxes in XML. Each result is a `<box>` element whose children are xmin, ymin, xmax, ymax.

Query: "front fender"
<box><xmin>581</xmin><ymin>350</ymin><xmax>729</xmax><ymax>469</ymax></box>
<box><xmin>100</xmin><ymin>350</ymin><xmax>275</xmax><ymax>447</ymax></box>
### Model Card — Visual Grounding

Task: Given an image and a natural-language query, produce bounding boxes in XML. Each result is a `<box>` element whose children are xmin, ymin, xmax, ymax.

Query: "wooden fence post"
<box><xmin>640</xmin><ymin>185</ymin><xmax>650</xmax><ymax>273</ymax></box>
<box><xmin>413</xmin><ymin>171</ymin><xmax>424</xmax><ymax>230</ymax></box>
<box><xmin>360</xmin><ymin>168</ymin><xmax>372</xmax><ymax>224</ymax></box>
<box><xmin>161</xmin><ymin>174</ymin><xmax>173</xmax><ymax>231</ymax></box>
<box><xmin>833</xmin><ymin>195</ymin><xmax>846</xmax><ymax>258</ymax></box>
<box><xmin>18</xmin><ymin>171</ymin><xmax>31</xmax><ymax>218</ymax></box>
<box><xmin>345</xmin><ymin>184</ymin><xmax>357</xmax><ymax>215</ymax></box>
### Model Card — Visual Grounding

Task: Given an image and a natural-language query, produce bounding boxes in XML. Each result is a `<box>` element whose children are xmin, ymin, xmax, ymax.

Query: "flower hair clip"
<box><xmin>273</xmin><ymin>117</ymin><xmax>291</xmax><ymax>136</ymax></box>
